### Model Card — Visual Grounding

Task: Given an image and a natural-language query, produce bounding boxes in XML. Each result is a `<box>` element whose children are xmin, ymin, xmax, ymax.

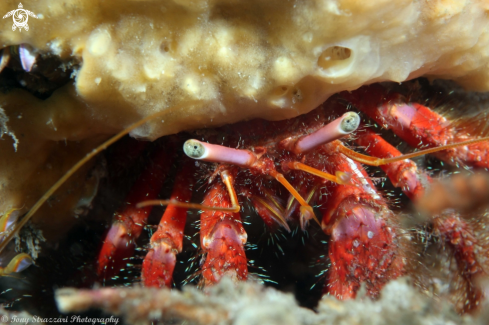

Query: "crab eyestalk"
<box><xmin>288</xmin><ymin>112</ymin><xmax>360</xmax><ymax>154</ymax></box>
<box><xmin>184</xmin><ymin>139</ymin><xmax>257</xmax><ymax>167</ymax></box>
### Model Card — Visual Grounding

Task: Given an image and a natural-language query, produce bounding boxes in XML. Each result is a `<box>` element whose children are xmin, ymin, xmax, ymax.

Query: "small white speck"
<box><xmin>368</xmin><ymin>231</ymin><xmax>374</xmax><ymax>239</ymax></box>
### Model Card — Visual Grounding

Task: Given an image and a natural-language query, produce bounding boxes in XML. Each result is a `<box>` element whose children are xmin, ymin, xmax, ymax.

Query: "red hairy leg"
<box><xmin>342</xmin><ymin>84</ymin><xmax>489</xmax><ymax>168</ymax></box>
<box><xmin>347</xmin><ymin>132</ymin><xmax>487</xmax><ymax>311</ymax></box>
<box><xmin>315</xmin><ymin>141</ymin><xmax>405</xmax><ymax>299</ymax></box>
<box><xmin>433</xmin><ymin>212</ymin><xmax>486</xmax><ymax>313</ymax></box>
<box><xmin>355</xmin><ymin>129</ymin><xmax>431</xmax><ymax>201</ymax></box>
<box><xmin>141</xmin><ymin>159</ymin><xmax>195</xmax><ymax>288</ymax></box>
<box><xmin>200</xmin><ymin>169</ymin><xmax>248</xmax><ymax>286</ymax></box>
<box><xmin>97</xmin><ymin>142</ymin><xmax>176</xmax><ymax>280</ymax></box>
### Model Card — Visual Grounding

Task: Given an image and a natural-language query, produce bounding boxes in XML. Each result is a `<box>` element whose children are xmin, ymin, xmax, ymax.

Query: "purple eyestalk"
<box><xmin>184</xmin><ymin>139</ymin><xmax>257</xmax><ymax>167</ymax></box>
<box><xmin>19</xmin><ymin>44</ymin><xmax>37</xmax><ymax>72</ymax></box>
<box><xmin>293</xmin><ymin>112</ymin><xmax>360</xmax><ymax>153</ymax></box>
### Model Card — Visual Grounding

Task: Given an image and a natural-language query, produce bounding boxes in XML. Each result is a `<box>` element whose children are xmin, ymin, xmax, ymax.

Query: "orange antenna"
<box><xmin>0</xmin><ymin>101</ymin><xmax>201</xmax><ymax>254</ymax></box>
<box><xmin>338</xmin><ymin>137</ymin><xmax>489</xmax><ymax>166</ymax></box>
<box><xmin>137</xmin><ymin>169</ymin><xmax>241</xmax><ymax>214</ymax></box>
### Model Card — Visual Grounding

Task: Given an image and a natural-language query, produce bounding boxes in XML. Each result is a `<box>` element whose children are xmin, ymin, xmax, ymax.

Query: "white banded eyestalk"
<box><xmin>184</xmin><ymin>139</ymin><xmax>257</xmax><ymax>167</ymax></box>
<box><xmin>293</xmin><ymin>112</ymin><xmax>360</xmax><ymax>153</ymax></box>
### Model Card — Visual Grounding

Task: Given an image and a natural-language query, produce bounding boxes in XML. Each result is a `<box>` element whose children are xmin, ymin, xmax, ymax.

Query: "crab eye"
<box><xmin>184</xmin><ymin>139</ymin><xmax>206</xmax><ymax>159</ymax></box>
<box><xmin>183</xmin><ymin>139</ymin><xmax>257</xmax><ymax>167</ymax></box>
<box><xmin>290</xmin><ymin>111</ymin><xmax>361</xmax><ymax>154</ymax></box>
<box><xmin>340</xmin><ymin>111</ymin><xmax>360</xmax><ymax>133</ymax></box>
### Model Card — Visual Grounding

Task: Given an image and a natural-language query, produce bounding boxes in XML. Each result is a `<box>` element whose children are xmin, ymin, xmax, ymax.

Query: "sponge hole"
<box><xmin>159</xmin><ymin>41</ymin><xmax>172</xmax><ymax>54</ymax></box>
<box><xmin>317</xmin><ymin>46</ymin><xmax>352</xmax><ymax>70</ymax></box>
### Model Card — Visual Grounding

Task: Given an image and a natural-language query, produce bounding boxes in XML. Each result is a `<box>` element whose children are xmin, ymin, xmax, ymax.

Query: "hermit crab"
<box><xmin>1</xmin><ymin>0</ymin><xmax>489</xmax><ymax>321</ymax></box>
<box><xmin>2</xmin><ymin>75</ymin><xmax>489</xmax><ymax>318</ymax></box>
<box><xmin>90</xmin><ymin>82</ymin><xmax>489</xmax><ymax>313</ymax></box>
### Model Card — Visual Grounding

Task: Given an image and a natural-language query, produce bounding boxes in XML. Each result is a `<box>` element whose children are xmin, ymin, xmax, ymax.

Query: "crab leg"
<box><xmin>433</xmin><ymin>212</ymin><xmax>486</xmax><ymax>313</ymax></box>
<box><xmin>200</xmin><ymin>169</ymin><xmax>248</xmax><ymax>286</ymax></box>
<box><xmin>342</xmin><ymin>84</ymin><xmax>489</xmax><ymax>168</ymax></box>
<box><xmin>355</xmin><ymin>129</ymin><xmax>431</xmax><ymax>200</ymax></box>
<box><xmin>97</xmin><ymin>143</ymin><xmax>176</xmax><ymax>281</ymax></box>
<box><xmin>316</xmin><ymin>141</ymin><xmax>405</xmax><ymax>299</ymax></box>
<box><xmin>141</xmin><ymin>159</ymin><xmax>195</xmax><ymax>288</ymax></box>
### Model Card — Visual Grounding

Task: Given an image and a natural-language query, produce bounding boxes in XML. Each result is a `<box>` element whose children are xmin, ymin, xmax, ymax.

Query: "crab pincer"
<box><xmin>315</xmin><ymin>141</ymin><xmax>405</xmax><ymax>299</ymax></box>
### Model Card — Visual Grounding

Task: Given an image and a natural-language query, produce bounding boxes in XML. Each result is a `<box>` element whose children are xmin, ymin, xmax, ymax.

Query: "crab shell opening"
<box><xmin>0</xmin><ymin>0</ymin><xmax>489</xmax><ymax>239</ymax></box>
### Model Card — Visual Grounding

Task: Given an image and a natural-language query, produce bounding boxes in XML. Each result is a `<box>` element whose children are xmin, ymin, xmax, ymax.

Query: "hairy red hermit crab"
<box><xmin>1</xmin><ymin>0</ymin><xmax>489</xmax><ymax>320</ymax></box>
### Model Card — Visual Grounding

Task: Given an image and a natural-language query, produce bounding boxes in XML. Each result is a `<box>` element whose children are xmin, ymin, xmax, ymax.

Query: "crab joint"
<box><xmin>270</xmin><ymin>171</ymin><xmax>320</xmax><ymax>226</ymax></box>
<box><xmin>287</xmin><ymin>161</ymin><xmax>352</xmax><ymax>185</ymax></box>
<box><xmin>137</xmin><ymin>169</ymin><xmax>241</xmax><ymax>214</ymax></box>
<box><xmin>184</xmin><ymin>139</ymin><xmax>257</xmax><ymax>167</ymax></box>
<box><xmin>291</xmin><ymin>112</ymin><xmax>360</xmax><ymax>154</ymax></box>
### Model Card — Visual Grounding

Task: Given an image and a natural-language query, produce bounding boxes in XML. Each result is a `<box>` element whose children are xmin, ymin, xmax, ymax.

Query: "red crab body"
<box><xmin>46</xmin><ymin>81</ymin><xmax>489</xmax><ymax>312</ymax></box>
<box><xmin>91</xmin><ymin>79</ymin><xmax>489</xmax><ymax>310</ymax></box>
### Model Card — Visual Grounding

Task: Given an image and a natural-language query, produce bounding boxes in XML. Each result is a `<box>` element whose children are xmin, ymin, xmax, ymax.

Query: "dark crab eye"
<box><xmin>184</xmin><ymin>139</ymin><xmax>206</xmax><ymax>159</ymax></box>
<box><xmin>340</xmin><ymin>112</ymin><xmax>360</xmax><ymax>133</ymax></box>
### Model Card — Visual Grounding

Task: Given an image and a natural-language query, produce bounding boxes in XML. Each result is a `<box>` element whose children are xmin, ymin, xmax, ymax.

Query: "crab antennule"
<box><xmin>184</xmin><ymin>139</ymin><xmax>257</xmax><ymax>167</ymax></box>
<box><xmin>97</xmin><ymin>142</ymin><xmax>175</xmax><ymax>280</ymax></box>
<box><xmin>338</xmin><ymin>137</ymin><xmax>489</xmax><ymax>166</ymax></box>
<box><xmin>343</xmin><ymin>84</ymin><xmax>489</xmax><ymax>169</ymax></box>
<box><xmin>292</xmin><ymin>112</ymin><xmax>360</xmax><ymax>154</ymax></box>
<box><xmin>137</xmin><ymin>168</ymin><xmax>241</xmax><ymax>213</ymax></box>
<box><xmin>136</xmin><ymin>200</ymin><xmax>239</xmax><ymax>212</ymax></box>
<box><xmin>355</xmin><ymin>129</ymin><xmax>430</xmax><ymax>200</ymax></box>
<box><xmin>0</xmin><ymin>101</ymin><xmax>200</xmax><ymax>255</ymax></box>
